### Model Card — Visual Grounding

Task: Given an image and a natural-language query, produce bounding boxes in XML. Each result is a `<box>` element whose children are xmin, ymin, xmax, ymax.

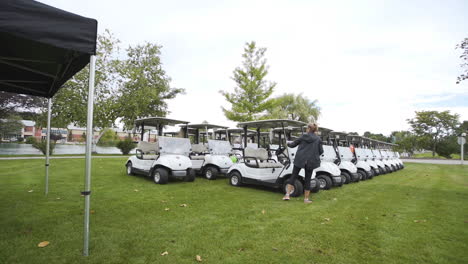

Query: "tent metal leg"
<box><xmin>45</xmin><ymin>98</ymin><xmax>51</xmax><ymax>195</ymax></box>
<box><xmin>83</xmin><ymin>55</ymin><xmax>96</xmax><ymax>256</ymax></box>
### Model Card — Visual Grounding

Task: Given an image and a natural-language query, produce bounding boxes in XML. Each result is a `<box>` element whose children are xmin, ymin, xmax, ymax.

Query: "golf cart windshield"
<box><xmin>373</xmin><ymin>149</ymin><xmax>382</xmax><ymax>158</ymax></box>
<box><xmin>365</xmin><ymin>149</ymin><xmax>375</xmax><ymax>158</ymax></box>
<box><xmin>355</xmin><ymin>148</ymin><xmax>368</xmax><ymax>159</ymax></box>
<box><xmin>337</xmin><ymin>146</ymin><xmax>354</xmax><ymax>160</ymax></box>
<box><xmin>322</xmin><ymin>145</ymin><xmax>337</xmax><ymax>160</ymax></box>
<box><xmin>208</xmin><ymin>140</ymin><xmax>232</xmax><ymax>155</ymax></box>
<box><xmin>158</xmin><ymin>137</ymin><xmax>191</xmax><ymax>155</ymax></box>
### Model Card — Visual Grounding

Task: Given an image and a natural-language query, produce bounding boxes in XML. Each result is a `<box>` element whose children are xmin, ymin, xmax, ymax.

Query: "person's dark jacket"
<box><xmin>287</xmin><ymin>132</ymin><xmax>324</xmax><ymax>170</ymax></box>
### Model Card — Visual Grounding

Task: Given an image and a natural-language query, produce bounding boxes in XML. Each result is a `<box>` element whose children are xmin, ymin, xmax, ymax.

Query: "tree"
<box><xmin>363</xmin><ymin>131</ymin><xmax>391</xmax><ymax>142</ymax></box>
<box><xmin>407</xmin><ymin>110</ymin><xmax>460</xmax><ymax>157</ymax></box>
<box><xmin>436</xmin><ymin>136</ymin><xmax>459</xmax><ymax>159</ymax></box>
<box><xmin>0</xmin><ymin>92</ymin><xmax>45</xmax><ymax>121</ymax></box>
<box><xmin>264</xmin><ymin>93</ymin><xmax>320</xmax><ymax>123</ymax></box>
<box><xmin>456</xmin><ymin>38</ymin><xmax>468</xmax><ymax>84</ymax></box>
<box><xmin>34</xmin><ymin>29</ymin><xmax>121</xmax><ymax>129</ymax></box>
<box><xmin>116</xmin><ymin>43</ymin><xmax>185</xmax><ymax>129</ymax></box>
<box><xmin>0</xmin><ymin>114</ymin><xmax>22</xmax><ymax>140</ymax></box>
<box><xmin>220</xmin><ymin>41</ymin><xmax>276</xmax><ymax>122</ymax></box>
<box><xmin>348</xmin><ymin>132</ymin><xmax>359</xmax><ymax>136</ymax></box>
<box><xmin>392</xmin><ymin>131</ymin><xmax>419</xmax><ymax>156</ymax></box>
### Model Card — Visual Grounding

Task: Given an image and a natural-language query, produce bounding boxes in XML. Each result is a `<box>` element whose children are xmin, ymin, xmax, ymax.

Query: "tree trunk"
<box><xmin>92</xmin><ymin>128</ymin><xmax>110</xmax><ymax>154</ymax></box>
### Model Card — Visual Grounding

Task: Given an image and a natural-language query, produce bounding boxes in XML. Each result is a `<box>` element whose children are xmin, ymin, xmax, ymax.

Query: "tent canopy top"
<box><xmin>181</xmin><ymin>123</ymin><xmax>228</xmax><ymax>130</ymax></box>
<box><xmin>238</xmin><ymin>119</ymin><xmax>307</xmax><ymax>129</ymax></box>
<box><xmin>135</xmin><ymin>117</ymin><xmax>189</xmax><ymax>129</ymax></box>
<box><xmin>0</xmin><ymin>0</ymin><xmax>98</xmax><ymax>98</ymax></box>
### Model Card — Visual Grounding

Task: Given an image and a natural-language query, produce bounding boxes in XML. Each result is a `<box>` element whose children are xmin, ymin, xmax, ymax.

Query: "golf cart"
<box><xmin>329</xmin><ymin>131</ymin><xmax>360</xmax><ymax>184</ymax></box>
<box><xmin>182</xmin><ymin>123</ymin><xmax>234</xmax><ymax>180</ymax></box>
<box><xmin>273</xmin><ymin>125</ymin><xmax>343</xmax><ymax>191</ymax></box>
<box><xmin>226</xmin><ymin>119</ymin><xmax>321</xmax><ymax>197</ymax></box>
<box><xmin>360</xmin><ymin>137</ymin><xmax>382</xmax><ymax>176</ymax></box>
<box><xmin>346</xmin><ymin>135</ymin><xmax>374</xmax><ymax>180</ymax></box>
<box><xmin>392</xmin><ymin>151</ymin><xmax>404</xmax><ymax>169</ymax></box>
<box><xmin>125</xmin><ymin>117</ymin><xmax>195</xmax><ymax>184</ymax></box>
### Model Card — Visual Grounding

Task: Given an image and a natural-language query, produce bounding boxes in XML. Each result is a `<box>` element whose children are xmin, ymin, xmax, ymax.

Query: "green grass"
<box><xmin>1</xmin><ymin>159</ymin><xmax>467</xmax><ymax>264</ymax></box>
<box><xmin>412</xmin><ymin>152</ymin><xmax>467</xmax><ymax>160</ymax></box>
<box><xmin>0</xmin><ymin>154</ymin><xmax>129</xmax><ymax>157</ymax></box>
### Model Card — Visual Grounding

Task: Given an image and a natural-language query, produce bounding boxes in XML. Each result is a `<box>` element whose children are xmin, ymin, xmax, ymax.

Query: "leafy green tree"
<box><xmin>264</xmin><ymin>93</ymin><xmax>320</xmax><ymax>122</ymax></box>
<box><xmin>0</xmin><ymin>114</ymin><xmax>23</xmax><ymax>140</ymax></box>
<box><xmin>363</xmin><ymin>131</ymin><xmax>391</xmax><ymax>142</ymax></box>
<box><xmin>34</xmin><ymin>29</ymin><xmax>121</xmax><ymax>129</ymax></box>
<box><xmin>407</xmin><ymin>110</ymin><xmax>460</xmax><ymax>157</ymax></box>
<box><xmin>456</xmin><ymin>38</ymin><xmax>468</xmax><ymax>84</ymax></box>
<box><xmin>0</xmin><ymin>92</ymin><xmax>46</xmax><ymax>119</ymax></box>
<box><xmin>435</xmin><ymin>136</ymin><xmax>459</xmax><ymax>159</ymax></box>
<box><xmin>220</xmin><ymin>41</ymin><xmax>276</xmax><ymax>122</ymax></box>
<box><xmin>116</xmin><ymin>43</ymin><xmax>185</xmax><ymax>129</ymax></box>
<box><xmin>392</xmin><ymin>131</ymin><xmax>419</xmax><ymax>155</ymax></box>
<box><xmin>32</xmin><ymin>139</ymin><xmax>55</xmax><ymax>155</ymax></box>
<box><xmin>98</xmin><ymin>128</ymin><xmax>119</xmax><ymax>146</ymax></box>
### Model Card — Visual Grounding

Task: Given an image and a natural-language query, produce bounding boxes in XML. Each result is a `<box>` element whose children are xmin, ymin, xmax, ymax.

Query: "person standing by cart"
<box><xmin>283</xmin><ymin>123</ymin><xmax>323</xmax><ymax>203</ymax></box>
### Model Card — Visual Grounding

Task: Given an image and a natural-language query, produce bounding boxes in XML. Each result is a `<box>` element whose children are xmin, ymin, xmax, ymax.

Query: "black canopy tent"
<box><xmin>0</xmin><ymin>0</ymin><xmax>97</xmax><ymax>256</ymax></box>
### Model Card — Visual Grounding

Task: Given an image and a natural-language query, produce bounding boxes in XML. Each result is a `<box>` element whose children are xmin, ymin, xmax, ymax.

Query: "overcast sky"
<box><xmin>41</xmin><ymin>0</ymin><xmax>468</xmax><ymax>135</ymax></box>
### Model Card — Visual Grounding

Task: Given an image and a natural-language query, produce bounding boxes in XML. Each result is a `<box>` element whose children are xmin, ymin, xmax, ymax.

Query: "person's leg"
<box><xmin>303</xmin><ymin>168</ymin><xmax>313</xmax><ymax>203</ymax></box>
<box><xmin>283</xmin><ymin>165</ymin><xmax>301</xmax><ymax>200</ymax></box>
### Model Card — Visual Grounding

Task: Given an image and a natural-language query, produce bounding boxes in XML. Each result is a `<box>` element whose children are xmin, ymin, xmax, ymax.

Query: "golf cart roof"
<box><xmin>215</xmin><ymin>128</ymin><xmax>257</xmax><ymax>134</ymax></box>
<box><xmin>238</xmin><ymin>119</ymin><xmax>307</xmax><ymax>129</ymax></box>
<box><xmin>271</xmin><ymin>126</ymin><xmax>305</xmax><ymax>132</ymax></box>
<box><xmin>181</xmin><ymin>123</ymin><xmax>228</xmax><ymax>129</ymax></box>
<box><xmin>330</xmin><ymin>131</ymin><xmax>348</xmax><ymax>137</ymax></box>
<box><xmin>135</xmin><ymin>117</ymin><xmax>189</xmax><ymax>128</ymax></box>
<box><xmin>347</xmin><ymin>135</ymin><xmax>363</xmax><ymax>142</ymax></box>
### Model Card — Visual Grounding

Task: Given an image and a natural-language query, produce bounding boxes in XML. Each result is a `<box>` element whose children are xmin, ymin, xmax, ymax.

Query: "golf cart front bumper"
<box><xmin>350</xmin><ymin>173</ymin><xmax>360</xmax><ymax>182</ymax></box>
<box><xmin>332</xmin><ymin>175</ymin><xmax>342</xmax><ymax>186</ymax></box>
<box><xmin>172</xmin><ymin>170</ymin><xmax>187</xmax><ymax>178</ymax></box>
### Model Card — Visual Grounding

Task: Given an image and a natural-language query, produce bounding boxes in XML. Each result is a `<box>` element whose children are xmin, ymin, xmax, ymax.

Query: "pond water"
<box><xmin>0</xmin><ymin>143</ymin><xmax>131</xmax><ymax>155</ymax></box>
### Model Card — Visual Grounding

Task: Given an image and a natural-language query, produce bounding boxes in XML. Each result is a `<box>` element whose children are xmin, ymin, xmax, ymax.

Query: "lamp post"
<box><xmin>461</xmin><ymin>133</ymin><xmax>466</xmax><ymax>165</ymax></box>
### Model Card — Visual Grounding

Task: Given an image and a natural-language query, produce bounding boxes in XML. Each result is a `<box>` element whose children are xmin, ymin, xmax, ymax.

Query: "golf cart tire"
<box><xmin>229</xmin><ymin>171</ymin><xmax>243</xmax><ymax>187</ymax></box>
<box><xmin>316</xmin><ymin>174</ymin><xmax>333</xmax><ymax>190</ymax></box>
<box><xmin>126</xmin><ymin>162</ymin><xmax>134</xmax><ymax>176</ymax></box>
<box><xmin>367</xmin><ymin>170</ymin><xmax>374</xmax><ymax>180</ymax></box>
<box><xmin>204</xmin><ymin>166</ymin><xmax>218</xmax><ymax>180</ymax></box>
<box><xmin>282</xmin><ymin>179</ymin><xmax>304</xmax><ymax>197</ymax></box>
<box><xmin>379</xmin><ymin>167</ymin><xmax>386</xmax><ymax>175</ymax></box>
<box><xmin>358</xmin><ymin>170</ymin><xmax>367</xmax><ymax>181</ymax></box>
<box><xmin>185</xmin><ymin>169</ymin><xmax>196</xmax><ymax>182</ymax></box>
<box><xmin>385</xmin><ymin>166</ymin><xmax>392</xmax><ymax>173</ymax></box>
<box><xmin>341</xmin><ymin>171</ymin><xmax>351</xmax><ymax>184</ymax></box>
<box><xmin>391</xmin><ymin>165</ymin><xmax>396</xmax><ymax>172</ymax></box>
<box><xmin>153</xmin><ymin>168</ymin><xmax>169</xmax><ymax>184</ymax></box>
<box><xmin>310</xmin><ymin>179</ymin><xmax>320</xmax><ymax>193</ymax></box>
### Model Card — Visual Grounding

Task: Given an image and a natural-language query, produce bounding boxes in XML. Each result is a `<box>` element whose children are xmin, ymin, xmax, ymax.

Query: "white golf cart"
<box><xmin>182</xmin><ymin>123</ymin><xmax>234</xmax><ymax>180</ymax></box>
<box><xmin>125</xmin><ymin>117</ymin><xmax>195</xmax><ymax>184</ymax></box>
<box><xmin>271</xmin><ymin>126</ymin><xmax>343</xmax><ymax>190</ymax></box>
<box><xmin>372</xmin><ymin>148</ymin><xmax>392</xmax><ymax>174</ymax></box>
<box><xmin>393</xmin><ymin>151</ymin><xmax>404</xmax><ymax>169</ymax></box>
<box><xmin>346</xmin><ymin>135</ymin><xmax>374</xmax><ymax>180</ymax></box>
<box><xmin>329</xmin><ymin>131</ymin><xmax>360</xmax><ymax>184</ymax></box>
<box><xmin>227</xmin><ymin>120</ymin><xmax>320</xmax><ymax>197</ymax></box>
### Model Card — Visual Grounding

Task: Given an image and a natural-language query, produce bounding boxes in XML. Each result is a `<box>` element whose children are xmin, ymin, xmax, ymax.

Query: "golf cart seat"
<box><xmin>190</xmin><ymin>144</ymin><xmax>207</xmax><ymax>160</ymax></box>
<box><xmin>137</xmin><ymin>141</ymin><xmax>159</xmax><ymax>160</ymax></box>
<box><xmin>244</xmin><ymin>147</ymin><xmax>283</xmax><ymax>168</ymax></box>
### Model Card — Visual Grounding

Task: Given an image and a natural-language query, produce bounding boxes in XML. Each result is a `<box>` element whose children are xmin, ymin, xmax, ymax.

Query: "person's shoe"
<box><xmin>282</xmin><ymin>195</ymin><xmax>290</xmax><ymax>201</ymax></box>
<box><xmin>304</xmin><ymin>199</ymin><xmax>312</xmax><ymax>204</ymax></box>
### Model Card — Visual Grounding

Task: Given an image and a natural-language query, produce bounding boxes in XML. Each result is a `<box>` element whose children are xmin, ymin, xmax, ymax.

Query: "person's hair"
<box><xmin>307</xmin><ymin>123</ymin><xmax>318</xmax><ymax>133</ymax></box>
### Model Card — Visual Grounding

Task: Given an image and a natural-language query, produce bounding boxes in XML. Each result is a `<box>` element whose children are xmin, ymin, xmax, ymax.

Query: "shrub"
<box><xmin>25</xmin><ymin>137</ymin><xmax>37</xmax><ymax>144</ymax></box>
<box><xmin>116</xmin><ymin>137</ymin><xmax>136</xmax><ymax>155</ymax></box>
<box><xmin>98</xmin><ymin>129</ymin><xmax>120</xmax><ymax>147</ymax></box>
<box><xmin>32</xmin><ymin>139</ymin><xmax>56</xmax><ymax>155</ymax></box>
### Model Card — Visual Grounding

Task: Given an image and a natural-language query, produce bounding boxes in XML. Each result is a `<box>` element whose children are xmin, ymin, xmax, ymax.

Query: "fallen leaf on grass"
<box><xmin>324</xmin><ymin>218</ymin><xmax>330</xmax><ymax>221</ymax></box>
<box><xmin>272</xmin><ymin>247</ymin><xmax>278</xmax><ymax>251</ymax></box>
<box><xmin>38</xmin><ymin>241</ymin><xmax>49</xmax><ymax>247</ymax></box>
<box><xmin>161</xmin><ymin>251</ymin><xmax>169</xmax><ymax>256</ymax></box>
<box><xmin>414</xmin><ymin>219</ymin><xmax>427</xmax><ymax>223</ymax></box>
<box><xmin>464</xmin><ymin>220</ymin><xmax>468</xmax><ymax>223</ymax></box>
<box><xmin>90</xmin><ymin>210</ymin><xmax>95</xmax><ymax>214</ymax></box>
<box><xmin>56</xmin><ymin>197</ymin><xmax>61</xmax><ymax>200</ymax></box>
<box><xmin>196</xmin><ymin>255</ymin><xmax>202</xmax><ymax>262</ymax></box>
<box><xmin>134</xmin><ymin>189</ymin><xmax>139</xmax><ymax>192</ymax></box>
<box><xmin>28</xmin><ymin>190</ymin><xmax>34</xmax><ymax>193</ymax></box>
<box><xmin>180</xmin><ymin>204</ymin><xmax>187</xmax><ymax>207</ymax></box>
<box><xmin>238</xmin><ymin>248</ymin><xmax>245</xmax><ymax>252</ymax></box>
<box><xmin>365</xmin><ymin>217</ymin><xmax>369</xmax><ymax>220</ymax></box>
<box><xmin>161</xmin><ymin>200</ymin><xmax>167</xmax><ymax>203</ymax></box>
<box><xmin>164</xmin><ymin>208</ymin><xmax>170</xmax><ymax>211</ymax></box>
<box><xmin>333</xmin><ymin>198</ymin><xmax>337</xmax><ymax>201</ymax></box>
<box><xmin>261</xmin><ymin>209</ymin><xmax>266</xmax><ymax>215</ymax></box>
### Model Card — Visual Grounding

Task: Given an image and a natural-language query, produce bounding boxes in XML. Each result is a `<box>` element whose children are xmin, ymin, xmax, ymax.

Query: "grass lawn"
<box><xmin>412</xmin><ymin>152</ymin><xmax>467</xmax><ymax>160</ymax></box>
<box><xmin>1</xmin><ymin>159</ymin><xmax>467</xmax><ymax>264</ymax></box>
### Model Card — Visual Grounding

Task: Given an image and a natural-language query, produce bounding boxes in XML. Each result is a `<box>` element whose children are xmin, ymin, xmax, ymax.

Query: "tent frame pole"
<box><xmin>45</xmin><ymin>98</ymin><xmax>52</xmax><ymax>195</ymax></box>
<box><xmin>83</xmin><ymin>55</ymin><xmax>96</xmax><ymax>256</ymax></box>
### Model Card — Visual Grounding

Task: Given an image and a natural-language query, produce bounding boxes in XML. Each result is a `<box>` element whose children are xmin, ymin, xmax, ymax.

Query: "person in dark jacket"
<box><xmin>283</xmin><ymin>123</ymin><xmax>323</xmax><ymax>203</ymax></box>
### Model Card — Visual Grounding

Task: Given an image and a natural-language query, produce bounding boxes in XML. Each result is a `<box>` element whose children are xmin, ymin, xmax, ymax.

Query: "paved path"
<box><xmin>402</xmin><ymin>158</ymin><xmax>468</xmax><ymax>165</ymax></box>
<box><xmin>0</xmin><ymin>156</ymin><xmax>129</xmax><ymax>160</ymax></box>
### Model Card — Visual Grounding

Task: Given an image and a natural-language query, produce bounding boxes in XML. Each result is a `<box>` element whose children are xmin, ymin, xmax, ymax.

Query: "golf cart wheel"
<box><xmin>185</xmin><ymin>169</ymin><xmax>196</xmax><ymax>182</ymax></box>
<box><xmin>385</xmin><ymin>166</ymin><xmax>392</xmax><ymax>173</ymax></box>
<box><xmin>341</xmin><ymin>172</ymin><xmax>351</xmax><ymax>184</ymax></box>
<box><xmin>282</xmin><ymin>179</ymin><xmax>304</xmax><ymax>197</ymax></box>
<box><xmin>358</xmin><ymin>170</ymin><xmax>367</xmax><ymax>181</ymax></box>
<box><xmin>316</xmin><ymin>174</ymin><xmax>332</xmax><ymax>190</ymax></box>
<box><xmin>379</xmin><ymin>167</ymin><xmax>385</xmax><ymax>175</ymax></box>
<box><xmin>229</xmin><ymin>171</ymin><xmax>243</xmax><ymax>187</ymax></box>
<box><xmin>204</xmin><ymin>166</ymin><xmax>218</xmax><ymax>180</ymax></box>
<box><xmin>126</xmin><ymin>162</ymin><xmax>134</xmax><ymax>176</ymax></box>
<box><xmin>367</xmin><ymin>170</ymin><xmax>374</xmax><ymax>179</ymax></box>
<box><xmin>391</xmin><ymin>165</ymin><xmax>396</xmax><ymax>172</ymax></box>
<box><xmin>310</xmin><ymin>179</ymin><xmax>320</xmax><ymax>193</ymax></box>
<box><xmin>153</xmin><ymin>168</ymin><xmax>169</xmax><ymax>184</ymax></box>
